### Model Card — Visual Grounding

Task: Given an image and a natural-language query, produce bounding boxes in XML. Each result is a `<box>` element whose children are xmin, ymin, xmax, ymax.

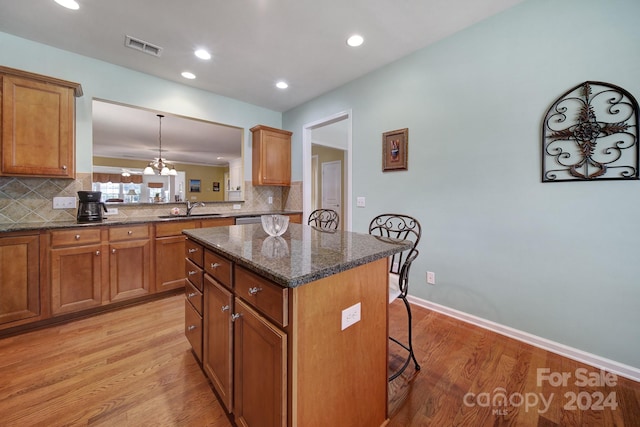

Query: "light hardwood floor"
<box><xmin>0</xmin><ymin>294</ymin><xmax>638</xmax><ymax>426</ymax></box>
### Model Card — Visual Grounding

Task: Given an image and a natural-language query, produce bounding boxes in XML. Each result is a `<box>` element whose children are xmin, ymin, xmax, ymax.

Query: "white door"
<box><xmin>322</xmin><ymin>161</ymin><xmax>341</xmax><ymax>213</ymax></box>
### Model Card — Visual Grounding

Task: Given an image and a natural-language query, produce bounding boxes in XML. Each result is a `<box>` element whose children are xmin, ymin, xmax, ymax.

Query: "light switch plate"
<box><xmin>356</xmin><ymin>197</ymin><xmax>366</xmax><ymax>208</ymax></box>
<box><xmin>341</xmin><ymin>302</ymin><xmax>361</xmax><ymax>330</ymax></box>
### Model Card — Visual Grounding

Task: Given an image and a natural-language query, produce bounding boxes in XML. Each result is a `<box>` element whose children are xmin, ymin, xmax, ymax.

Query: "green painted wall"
<box><xmin>284</xmin><ymin>0</ymin><xmax>640</xmax><ymax>368</ymax></box>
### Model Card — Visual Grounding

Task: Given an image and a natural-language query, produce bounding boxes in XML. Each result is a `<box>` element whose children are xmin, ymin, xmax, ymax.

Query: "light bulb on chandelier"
<box><xmin>144</xmin><ymin>114</ymin><xmax>178</xmax><ymax>176</ymax></box>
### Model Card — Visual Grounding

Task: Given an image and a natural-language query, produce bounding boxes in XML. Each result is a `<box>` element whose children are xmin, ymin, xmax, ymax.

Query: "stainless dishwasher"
<box><xmin>235</xmin><ymin>215</ymin><xmax>262</xmax><ymax>225</ymax></box>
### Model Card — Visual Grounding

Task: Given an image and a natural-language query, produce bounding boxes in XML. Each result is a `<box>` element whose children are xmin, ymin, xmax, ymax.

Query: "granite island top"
<box><xmin>183</xmin><ymin>223</ymin><xmax>412</xmax><ymax>288</ymax></box>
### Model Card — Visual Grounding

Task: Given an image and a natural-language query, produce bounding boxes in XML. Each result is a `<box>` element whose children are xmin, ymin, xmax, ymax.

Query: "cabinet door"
<box><xmin>233</xmin><ymin>298</ymin><xmax>287</xmax><ymax>427</ymax></box>
<box><xmin>109</xmin><ymin>239</ymin><xmax>151</xmax><ymax>302</ymax></box>
<box><xmin>50</xmin><ymin>244</ymin><xmax>103</xmax><ymax>315</ymax></box>
<box><xmin>203</xmin><ymin>275</ymin><xmax>234</xmax><ymax>413</ymax></box>
<box><xmin>251</xmin><ymin>126</ymin><xmax>291</xmax><ymax>186</ymax></box>
<box><xmin>0</xmin><ymin>234</ymin><xmax>40</xmax><ymax>326</ymax></box>
<box><xmin>155</xmin><ymin>235</ymin><xmax>186</xmax><ymax>292</ymax></box>
<box><xmin>1</xmin><ymin>74</ymin><xmax>75</xmax><ymax>177</ymax></box>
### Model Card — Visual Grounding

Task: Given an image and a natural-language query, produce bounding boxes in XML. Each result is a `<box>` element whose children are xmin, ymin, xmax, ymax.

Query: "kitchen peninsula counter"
<box><xmin>182</xmin><ymin>223</ymin><xmax>410</xmax><ymax>427</ymax></box>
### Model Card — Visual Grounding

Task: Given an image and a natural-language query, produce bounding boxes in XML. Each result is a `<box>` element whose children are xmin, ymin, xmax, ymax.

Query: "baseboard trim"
<box><xmin>407</xmin><ymin>295</ymin><xmax>640</xmax><ymax>383</ymax></box>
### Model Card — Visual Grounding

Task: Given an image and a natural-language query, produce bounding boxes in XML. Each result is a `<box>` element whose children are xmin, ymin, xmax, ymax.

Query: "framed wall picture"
<box><xmin>382</xmin><ymin>128</ymin><xmax>408</xmax><ymax>172</ymax></box>
<box><xmin>189</xmin><ymin>179</ymin><xmax>201</xmax><ymax>192</ymax></box>
<box><xmin>213</xmin><ymin>181</ymin><xmax>220</xmax><ymax>192</ymax></box>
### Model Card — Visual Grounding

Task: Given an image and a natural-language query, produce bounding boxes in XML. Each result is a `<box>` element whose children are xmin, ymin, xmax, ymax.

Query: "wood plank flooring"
<box><xmin>0</xmin><ymin>294</ymin><xmax>638</xmax><ymax>426</ymax></box>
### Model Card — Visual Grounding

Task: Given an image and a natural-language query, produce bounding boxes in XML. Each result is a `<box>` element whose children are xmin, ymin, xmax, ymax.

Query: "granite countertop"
<box><xmin>183</xmin><ymin>223</ymin><xmax>412</xmax><ymax>288</ymax></box>
<box><xmin>0</xmin><ymin>210</ymin><xmax>302</xmax><ymax>233</ymax></box>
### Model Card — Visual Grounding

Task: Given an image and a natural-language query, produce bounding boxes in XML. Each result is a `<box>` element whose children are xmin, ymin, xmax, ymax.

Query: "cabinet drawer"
<box><xmin>185</xmin><ymin>280</ymin><xmax>203</xmax><ymax>315</ymax></box>
<box><xmin>185</xmin><ymin>239</ymin><xmax>203</xmax><ymax>267</ymax></box>
<box><xmin>185</xmin><ymin>299</ymin><xmax>203</xmax><ymax>363</ymax></box>
<box><xmin>155</xmin><ymin>220</ymin><xmax>198</xmax><ymax>238</ymax></box>
<box><xmin>204</xmin><ymin>250</ymin><xmax>232</xmax><ymax>289</ymax></box>
<box><xmin>185</xmin><ymin>258</ymin><xmax>203</xmax><ymax>292</ymax></box>
<box><xmin>50</xmin><ymin>228</ymin><xmax>102</xmax><ymax>247</ymax></box>
<box><xmin>235</xmin><ymin>266</ymin><xmax>288</xmax><ymax>328</ymax></box>
<box><xmin>109</xmin><ymin>224</ymin><xmax>149</xmax><ymax>241</ymax></box>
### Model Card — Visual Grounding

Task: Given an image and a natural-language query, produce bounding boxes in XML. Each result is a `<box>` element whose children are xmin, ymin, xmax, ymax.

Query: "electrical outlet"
<box><xmin>341</xmin><ymin>302</ymin><xmax>361</xmax><ymax>330</ymax></box>
<box><xmin>268</xmin><ymin>196</ymin><xmax>273</xmax><ymax>204</ymax></box>
<box><xmin>233</xmin><ymin>204</ymin><xmax>241</xmax><ymax>210</ymax></box>
<box><xmin>356</xmin><ymin>197</ymin><xmax>366</xmax><ymax>207</ymax></box>
<box><xmin>53</xmin><ymin>196</ymin><xmax>76</xmax><ymax>209</ymax></box>
<box><xmin>427</xmin><ymin>271</ymin><xmax>436</xmax><ymax>285</ymax></box>
<box><xmin>104</xmin><ymin>207</ymin><xmax>118</xmax><ymax>215</ymax></box>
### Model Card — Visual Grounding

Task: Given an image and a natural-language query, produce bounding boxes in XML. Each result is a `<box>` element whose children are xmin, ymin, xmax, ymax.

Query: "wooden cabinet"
<box><xmin>108</xmin><ymin>225</ymin><xmax>151</xmax><ymax>302</ymax></box>
<box><xmin>49</xmin><ymin>229</ymin><xmax>103</xmax><ymax>315</ymax></box>
<box><xmin>251</xmin><ymin>125</ymin><xmax>292</xmax><ymax>186</ymax></box>
<box><xmin>185</xmin><ymin>240</ymin><xmax>204</xmax><ymax>363</ymax></box>
<box><xmin>203</xmin><ymin>275</ymin><xmax>234</xmax><ymax>412</ymax></box>
<box><xmin>156</xmin><ymin>218</ymin><xmax>233</xmax><ymax>293</ymax></box>
<box><xmin>285</xmin><ymin>213</ymin><xmax>302</xmax><ymax>224</ymax></box>
<box><xmin>0</xmin><ymin>66</ymin><xmax>82</xmax><ymax>178</ymax></box>
<box><xmin>155</xmin><ymin>220</ymin><xmax>198</xmax><ymax>292</ymax></box>
<box><xmin>233</xmin><ymin>287</ymin><xmax>287</xmax><ymax>427</ymax></box>
<box><xmin>0</xmin><ymin>232</ymin><xmax>42</xmax><ymax>329</ymax></box>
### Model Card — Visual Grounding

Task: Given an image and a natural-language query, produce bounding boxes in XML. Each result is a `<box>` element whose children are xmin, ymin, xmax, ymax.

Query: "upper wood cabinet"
<box><xmin>251</xmin><ymin>125</ymin><xmax>292</xmax><ymax>186</ymax></box>
<box><xmin>0</xmin><ymin>66</ymin><xmax>82</xmax><ymax>178</ymax></box>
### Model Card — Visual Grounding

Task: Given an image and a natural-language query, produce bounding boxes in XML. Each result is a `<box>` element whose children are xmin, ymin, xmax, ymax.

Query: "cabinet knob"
<box><xmin>210</xmin><ymin>262</ymin><xmax>221</xmax><ymax>269</ymax></box>
<box><xmin>75</xmin><ymin>234</ymin><xmax>81</xmax><ymax>240</ymax></box>
<box><xmin>221</xmin><ymin>305</ymin><xmax>230</xmax><ymax>312</ymax></box>
<box><xmin>127</xmin><ymin>230</ymin><xmax>133</xmax><ymax>235</ymax></box>
<box><xmin>187</xmin><ymin>325</ymin><xmax>197</xmax><ymax>331</ymax></box>
<box><xmin>188</xmin><ymin>292</ymin><xmax>197</xmax><ymax>298</ymax></box>
<box><xmin>248</xmin><ymin>286</ymin><xmax>262</xmax><ymax>296</ymax></box>
<box><xmin>111</xmin><ymin>249</ymin><xmax>116</xmax><ymax>254</ymax></box>
<box><xmin>62</xmin><ymin>165</ymin><xmax>67</xmax><ymax>170</ymax></box>
<box><xmin>188</xmin><ymin>270</ymin><xmax>197</xmax><ymax>276</ymax></box>
<box><xmin>188</xmin><ymin>248</ymin><xmax>198</xmax><ymax>253</ymax></box>
<box><xmin>231</xmin><ymin>313</ymin><xmax>242</xmax><ymax>322</ymax></box>
<box><xmin>95</xmin><ymin>250</ymin><xmax>100</xmax><ymax>256</ymax></box>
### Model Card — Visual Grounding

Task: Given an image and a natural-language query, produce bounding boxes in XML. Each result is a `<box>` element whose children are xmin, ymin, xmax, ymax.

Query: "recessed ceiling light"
<box><xmin>347</xmin><ymin>34</ymin><xmax>364</xmax><ymax>47</ymax></box>
<box><xmin>181</xmin><ymin>71</ymin><xmax>196</xmax><ymax>79</ymax></box>
<box><xmin>276</xmin><ymin>81</ymin><xmax>289</xmax><ymax>89</ymax></box>
<box><xmin>54</xmin><ymin>0</ymin><xmax>79</xmax><ymax>10</ymax></box>
<box><xmin>194</xmin><ymin>49</ymin><xmax>211</xmax><ymax>60</ymax></box>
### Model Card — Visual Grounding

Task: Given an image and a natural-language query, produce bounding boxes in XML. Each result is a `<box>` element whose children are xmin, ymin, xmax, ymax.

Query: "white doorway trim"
<box><xmin>302</xmin><ymin>110</ymin><xmax>352</xmax><ymax>230</ymax></box>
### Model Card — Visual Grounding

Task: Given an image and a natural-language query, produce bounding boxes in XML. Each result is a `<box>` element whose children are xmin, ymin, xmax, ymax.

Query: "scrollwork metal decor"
<box><xmin>542</xmin><ymin>81</ymin><xmax>639</xmax><ymax>182</ymax></box>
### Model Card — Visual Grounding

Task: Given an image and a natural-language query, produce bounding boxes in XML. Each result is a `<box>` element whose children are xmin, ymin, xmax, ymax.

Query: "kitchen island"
<box><xmin>183</xmin><ymin>223</ymin><xmax>411</xmax><ymax>427</ymax></box>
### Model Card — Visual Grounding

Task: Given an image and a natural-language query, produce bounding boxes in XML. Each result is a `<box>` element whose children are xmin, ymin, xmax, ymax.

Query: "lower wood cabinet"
<box><xmin>155</xmin><ymin>220</ymin><xmax>198</xmax><ymax>293</ymax></box>
<box><xmin>0</xmin><ymin>232</ymin><xmax>42</xmax><ymax>329</ymax></box>
<box><xmin>108</xmin><ymin>225</ymin><xmax>151</xmax><ymax>301</ymax></box>
<box><xmin>203</xmin><ymin>275</ymin><xmax>234</xmax><ymax>412</ymax></box>
<box><xmin>49</xmin><ymin>225</ymin><xmax>151</xmax><ymax>316</ymax></box>
<box><xmin>50</xmin><ymin>229</ymin><xmax>103</xmax><ymax>315</ymax></box>
<box><xmin>233</xmin><ymin>298</ymin><xmax>287</xmax><ymax>427</ymax></box>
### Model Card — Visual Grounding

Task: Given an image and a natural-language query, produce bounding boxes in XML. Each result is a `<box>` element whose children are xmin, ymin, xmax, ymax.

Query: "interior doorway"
<box><xmin>303</xmin><ymin>110</ymin><xmax>352</xmax><ymax>230</ymax></box>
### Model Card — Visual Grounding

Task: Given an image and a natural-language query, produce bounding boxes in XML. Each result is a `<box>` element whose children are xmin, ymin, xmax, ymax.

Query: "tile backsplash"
<box><xmin>0</xmin><ymin>173</ymin><xmax>302</xmax><ymax>224</ymax></box>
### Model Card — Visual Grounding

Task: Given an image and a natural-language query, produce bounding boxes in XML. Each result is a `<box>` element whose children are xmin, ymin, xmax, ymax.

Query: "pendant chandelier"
<box><xmin>144</xmin><ymin>114</ymin><xmax>177</xmax><ymax>176</ymax></box>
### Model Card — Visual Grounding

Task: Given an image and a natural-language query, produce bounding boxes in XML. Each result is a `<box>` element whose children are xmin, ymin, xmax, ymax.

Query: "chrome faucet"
<box><xmin>185</xmin><ymin>201</ymin><xmax>205</xmax><ymax>216</ymax></box>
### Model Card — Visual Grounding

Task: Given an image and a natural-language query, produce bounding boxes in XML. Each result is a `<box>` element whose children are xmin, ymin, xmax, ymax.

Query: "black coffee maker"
<box><xmin>77</xmin><ymin>191</ymin><xmax>108</xmax><ymax>223</ymax></box>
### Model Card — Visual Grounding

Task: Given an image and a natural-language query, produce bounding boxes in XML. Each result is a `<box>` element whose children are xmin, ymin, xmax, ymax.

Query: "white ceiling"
<box><xmin>0</xmin><ymin>0</ymin><xmax>524</xmax><ymax>113</ymax></box>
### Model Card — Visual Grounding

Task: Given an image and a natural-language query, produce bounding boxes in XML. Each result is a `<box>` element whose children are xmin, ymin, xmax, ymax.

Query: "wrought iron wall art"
<box><xmin>542</xmin><ymin>81</ymin><xmax>639</xmax><ymax>182</ymax></box>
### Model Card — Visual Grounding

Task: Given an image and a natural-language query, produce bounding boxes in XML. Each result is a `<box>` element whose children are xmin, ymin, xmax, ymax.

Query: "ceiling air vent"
<box><xmin>124</xmin><ymin>35</ymin><xmax>163</xmax><ymax>57</ymax></box>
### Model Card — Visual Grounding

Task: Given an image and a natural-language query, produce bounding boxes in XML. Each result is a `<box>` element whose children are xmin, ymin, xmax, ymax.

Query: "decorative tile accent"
<box><xmin>0</xmin><ymin>174</ymin><xmax>303</xmax><ymax>225</ymax></box>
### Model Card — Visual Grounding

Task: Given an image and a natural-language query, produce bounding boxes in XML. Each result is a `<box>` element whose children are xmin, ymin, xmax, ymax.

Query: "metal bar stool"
<box><xmin>369</xmin><ymin>213</ymin><xmax>421</xmax><ymax>381</ymax></box>
<box><xmin>307</xmin><ymin>208</ymin><xmax>339</xmax><ymax>230</ymax></box>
